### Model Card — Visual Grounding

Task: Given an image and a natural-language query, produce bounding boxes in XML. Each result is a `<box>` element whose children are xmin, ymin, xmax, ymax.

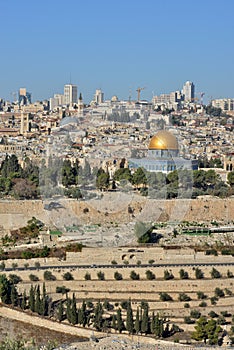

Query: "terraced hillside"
<box><xmin>2</xmin><ymin>247</ymin><xmax>234</xmax><ymax>341</ymax></box>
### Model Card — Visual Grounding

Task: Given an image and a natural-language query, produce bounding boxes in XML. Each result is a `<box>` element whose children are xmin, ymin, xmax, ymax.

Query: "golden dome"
<box><xmin>148</xmin><ymin>130</ymin><xmax>179</xmax><ymax>150</ymax></box>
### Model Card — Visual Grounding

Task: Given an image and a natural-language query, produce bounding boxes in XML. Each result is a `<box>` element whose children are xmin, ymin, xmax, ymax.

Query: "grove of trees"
<box><xmin>1</xmin><ymin>154</ymin><xmax>233</xmax><ymax>200</ymax></box>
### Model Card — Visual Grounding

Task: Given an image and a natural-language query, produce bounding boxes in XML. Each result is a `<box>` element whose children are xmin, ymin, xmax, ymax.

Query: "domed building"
<box><xmin>129</xmin><ymin>130</ymin><xmax>198</xmax><ymax>174</ymax></box>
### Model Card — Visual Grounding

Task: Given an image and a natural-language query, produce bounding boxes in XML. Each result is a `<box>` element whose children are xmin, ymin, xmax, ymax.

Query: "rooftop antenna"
<box><xmin>129</xmin><ymin>88</ymin><xmax>132</xmax><ymax>102</ymax></box>
<box><xmin>69</xmin><ymin>73</ymin><xmax>72</xmax><ymax>84</ymax></box>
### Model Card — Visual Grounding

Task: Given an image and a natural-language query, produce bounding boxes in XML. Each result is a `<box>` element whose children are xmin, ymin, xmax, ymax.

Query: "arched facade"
<box><xmin>224</xmin><ymin>155</ymin><xmax>234</xmax><ymax>172</ymax></box>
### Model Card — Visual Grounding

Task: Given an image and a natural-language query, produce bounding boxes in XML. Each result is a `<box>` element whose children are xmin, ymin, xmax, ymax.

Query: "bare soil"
<box><xmin>0</xmin><ymin>316</ymin><xmax>87</xmax><ymax>347</ymax></box>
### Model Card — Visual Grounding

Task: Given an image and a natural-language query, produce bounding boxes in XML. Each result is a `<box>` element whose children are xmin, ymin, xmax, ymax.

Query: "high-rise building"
<box><xmin>94</xmin><ymin>89</ymin><xmax>104</xmax><ymax>104</ymax></box>
<box><xmin>64</xmin><ymin>84</ymin><xmax>78</xmax><ymax>105</ymax></box>
<box><xmin>212</xmin><ymin>98</ymin><xmax>234</xmax><ymax>111</ymax></box>
<box><xmin>18</xmin><ymin>88</ymin><xmax>32</xmax><ymax>106</ymax></box>
<box><xmin>182</xmin><ymin>81</ymin><xmax>195</xmax><ymax>102</ymax></box>
<box><xmin>54</xmin><ymin>94</ymin><xmax>65</xmax><ymax>106</ymax></box>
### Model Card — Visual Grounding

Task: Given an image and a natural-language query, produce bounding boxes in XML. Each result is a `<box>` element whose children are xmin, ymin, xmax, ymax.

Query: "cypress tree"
<box><xmin>134</xmin><ymin>307</ymin><xmax>140</xmax><ymax>334</ymax></box>
<box><xmin>103</xmin><ymin>318</ymin><xmax>109</xmax><ymax>332</ymax></box>
<box><xmin>126</xmin><ymin>301</ymin><xmax>134</xmax><ymax>334</ymax></box>
<box><xmin>81</xmin><ymin>300</ymin><xmax>87</xmax><ymax>327</ymax></box>
<box><xmin>21</xmin><ymin>290</ymin><xmax>27</xmax><ymax>310</ymax></box>
<box><xmin>35</xmin><ymin>285</ymin><xmax>41</xmax><ymax>314</ymax></box>
<box><xmin>111</xmin><ymin>314</ymin><xmax>117</xmax><ymax>332</ymax></box>
<box><xmin>40</xmin><ymin>283</ymin><xmax>48</xmax><ymax>316</ymax></box>
<box><xmin>141</xmin><ymin>306</ymin><xmax>149</xmax><ymax>334</ymax></box>
<box><xmin>116</xmin><ymin>308</ymin><xmax>124</xmax><ymax>333</ymax></box>
<box><xmin>77</xmin><ymin>308</ymin><xmax>82</xmax><ymax>325</ymax></box>
<box><xmin>57</xmin><ymin>301</ymin><xmax>64</xmax><ymax>322</ymax></box>
<box><xmin>94</xmin><ymin>301</ymin><xmax>103</xmax><ymax>330</ymax></box>
<box><xmin>150</xmin><ymin>312</ymin><xmax>156</xmax><ymax>335</ymax></box>
<box><xmin>28</xmin><ymin>285</ymin><xmax>35</xmax><ymax>312</ymax></box>
<box><xmin>0</xmin><ymin>274</ymin><xmax>11</xmax><ymax>304</ymax></box>
<box><xmin>66</xmin><ymin>297</ymin><xmax>72</xmax><ymax>323</ymax></box>
<box><xmin>154</xmin><ymin>313</ymin><xmax>164</xmax><ymax>338</ymax></box>
<box><xmin>10</xmin><ymin>283</ymin><xmax>18</xmax><ymax>306</ymax></box>
<box><xmin>70</xmin><ymin>293</ymin><xmax>77</xmax><ymax>325</ymax></box>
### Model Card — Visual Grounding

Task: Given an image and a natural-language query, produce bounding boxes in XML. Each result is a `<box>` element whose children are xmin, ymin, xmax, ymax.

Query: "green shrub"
<box><xmin>56</xmin><ymin>286</ymin><xmax>70</xmax><ymax>294</ymax></box>
<box><xmin>190</xmin><ymin>310</ymin><xmax>201</xmax><ymax>319</ymax></box>
<box><xmin>221</xmin><ymin>311</ymin><xmax>231</xmax><ymax>317</ymax></box>
<box><xmin>217</xmin><ymin>315</ymin><xmax>227</xmax><ymax>325</ymax></box>
<box><xmin>221</xmin><ymin>249</ymin><xmax>234</xmax><ymax>255</ymax></box>
<box><xmin>130</xmin><ymin>271</ymin><xmax>140</xmax><ymax>280</ymax></box>
<box><xmin>210</xmin><ymin>268</ymin><xmax>221</xmax><ymax>279</ymax></box>
<box><xmin>199</xmin><ymin>301</ymin><xmax>207</xmax><ymax>307</ymax></box>
<box><xmin>205</xmin><ymin>249</ymin><xmax>218</xmax><ymax>256</ymax></box>
<box><xmin>159</xmin><ymin>292</ymin><xmax>172</xmax><ymax>301</ymax></box>
<box><xmin>211</xmin><ymin>296</ymin><xmax>218</xmax><ymax>305</ymax></box>
<box><xmin>21</xmin><ymin>251</ymin><xmax>35</xmax><ymax>259</ymax></box>
<box><xmin>195</xmin><ymin>267</ymin><xmax>204</xmax><ymax>279</ymax></box>
<box><xmin>84</xmin><ymin>272</ymin><xmax>91</xmax><ymax>280</ymax></box>
<box><xmin>214</xmin><ymin>287</ymin><xmax>224</xmax><ymax>298</ymax></box>
<box><xmin>145</xmin><ymin>270</ymin><xmax>155</xmax><ymax>280</ymax></box>
<box><xmin>34</xmin><ymin>262</ymin><xmax>40</xmax><ymax>269</ymax></box>
<box><xmin>197</xmin><ymin>291</ymin><xmax>207</xmax><ymax>300</ymax></box>
<box><xmin>63</xmin><ymin>272</ymin><xmax>74</xmax><ymax>281</ymax></box>
<box><xmin>8</xmin><ymin>274</ymin><xmax>22</xmax><ymax>284</ymax></box>
<box><xmin>164</xmin><ymin>269</ymin><xmax>174</xmax><ymax>280</ymax></box>
<box><xmin>87</xmin><ymin>300</ymin><xmax>94</xmax><ymax>308</ymax></box>
<box><xmin>114</xmin><ymin>271</ymin><xmax>123</xmax><ymax>280</ymax></box>
<box><xmin>0</xmin><ymin>262</ymin><xmax>5</xmax><ymax>271</ymax></box>
<box><xmin>179</xmin><ymin>269</ymin><xmax>189</xmax><ymax>279</ymax></box>
<box><xmin>178</xmin><ymin>293</ymin><xmax>191</xmax><ymax>302</ymax></box>
<box><xmin>184</xmin><ymin>316</ymin><xmax>195</xmax><ymax>324</ymax></box>
<box><xmin>224</xmin><ymin>288</ymin><xmax>232</xmax><ymax>296</ymax></box>
<box><xmin>97</xmin><ymin>271</ymin><xmax>105</xmax><ymax>280</ymax></box>
<box><xmin>11</xmin><ymin>263</ymin><xmax>18</xmax><ymax>270</ymax></box>
<box><xmin>29</xmin><ymin>274</ymin><xmax>39</xmax><ymax>282</ymax></box>
<box><xmin>121</xmin><ymin>300</ymin><xmax>130</xmax><ymax>310</ymax></box>
<box><xmin>208</xmin><ymin>311</ymin><xmax>218</xmax><ymax>318</ymax></box>
<box><xmin>43</xmin><ymin>270</ymin><xmax>56</xmax><ymax>281</ymax></box>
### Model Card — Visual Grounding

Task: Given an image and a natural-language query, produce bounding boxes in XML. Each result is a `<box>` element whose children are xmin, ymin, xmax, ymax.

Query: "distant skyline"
<box><xmin>1</xmin><ymin>0</ymin><xmax>234</xmax><ymax>104</ymax></box>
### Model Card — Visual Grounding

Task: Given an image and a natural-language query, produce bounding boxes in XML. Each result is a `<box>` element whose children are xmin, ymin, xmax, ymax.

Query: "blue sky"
<box><xmin>1</xmin><ymin>0</ymin><xmax>234</xmax><ymax>103</ymax></box>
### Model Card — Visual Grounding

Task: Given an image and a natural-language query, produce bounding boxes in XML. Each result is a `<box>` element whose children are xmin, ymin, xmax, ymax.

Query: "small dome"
<box><xmin>149</xmin><ymin>130</ymin><xmax>179</xmax><ymax>150</ymax></box>
<box><xmin>111</xmin><ymin>95</ymin><xmax>119</xmax><ymax>102</ymax></box>
<box><xmin>60</xmin><ymin>116</ymin><xmax>79</xmax><ymax>127</ymax></box>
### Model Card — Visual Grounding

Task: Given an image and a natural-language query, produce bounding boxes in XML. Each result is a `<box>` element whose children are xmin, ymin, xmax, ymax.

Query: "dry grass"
<box><xmin>0</xmin><ymin>316</ymin><xmax>87</xmax><ymax>347</ymax></box>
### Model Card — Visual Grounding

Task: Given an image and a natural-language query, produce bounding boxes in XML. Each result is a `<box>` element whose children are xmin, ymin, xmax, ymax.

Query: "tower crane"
<box><xmin>198</xmin><ymin>92</ymin><xmax>205</xmax><ymax>105</ymax></box>
<box><xmin>11</xmin><ymin>92</ymin><xmax>17</xmax><ymax>103</ymax></box>
<box><xmin>136</xmin><ymin>87</ymin><xmax>145</xmax><ymax>101</ymax></box>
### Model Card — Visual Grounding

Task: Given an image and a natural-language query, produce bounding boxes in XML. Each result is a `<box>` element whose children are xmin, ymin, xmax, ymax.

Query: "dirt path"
<box><xmin>0</xmin><ymin>304</ymin><xmax>98</xmax><ymax>340</ymax></box>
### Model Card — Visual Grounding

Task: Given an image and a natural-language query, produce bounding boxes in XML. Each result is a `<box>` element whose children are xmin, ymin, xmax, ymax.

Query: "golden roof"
<box><xmin>148</xmin><ymin>130</ymin><xmax>179</xmax><ymax>150</ymax></box>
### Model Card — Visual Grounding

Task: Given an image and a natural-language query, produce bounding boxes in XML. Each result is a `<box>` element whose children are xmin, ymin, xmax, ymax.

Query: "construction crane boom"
<box><xmin>136</xmin><ymin>87</ymin><xmax>145</xmax><ymax>101</ymax></box>
<box><xmin>197</xmin><ymin>92</ymin><xmax>205</xmax><ymax>105</ymax></box>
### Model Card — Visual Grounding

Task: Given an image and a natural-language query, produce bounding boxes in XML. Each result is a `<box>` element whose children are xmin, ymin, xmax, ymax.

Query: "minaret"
<box><xmin>78</xmin><ymin>92</ymin><xmax>84</xmax><ymax>116</ymax></box>
<box><xmin>20</xmin><ymin>112</ymin><xmax>29</xmax><ymax>135</ymax></box>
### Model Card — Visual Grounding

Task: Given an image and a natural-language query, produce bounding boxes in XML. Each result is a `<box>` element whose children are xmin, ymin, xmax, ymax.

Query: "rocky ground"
<box><xmin>53</xmin><ymin>335</ymin><xmax>217</xmax><ymax>350</ymax></box>
<box><xmin>0</xmin><ymin>316</ymin><xmax>87</xmax><ymax>348</ymax></box>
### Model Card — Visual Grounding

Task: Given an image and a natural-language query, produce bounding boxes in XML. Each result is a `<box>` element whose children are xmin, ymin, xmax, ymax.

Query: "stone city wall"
<box><xmin>0</xmin><ymin>197</ymin><xmax>234</xmax><ymax>231</ymax></box>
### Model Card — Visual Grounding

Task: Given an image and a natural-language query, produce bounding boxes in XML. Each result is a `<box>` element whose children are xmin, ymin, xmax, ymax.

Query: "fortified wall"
<box><xmin>0</xmin><ymin>196</ymin><xmax>234</xmax><ymax>231</ymax></box>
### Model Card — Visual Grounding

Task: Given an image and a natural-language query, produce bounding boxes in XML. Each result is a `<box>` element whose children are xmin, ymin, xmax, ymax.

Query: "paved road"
<box><xmin>4</xmin><ymin>261</ymin><xmax>234</xmax><ymax>272</ymax></box>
